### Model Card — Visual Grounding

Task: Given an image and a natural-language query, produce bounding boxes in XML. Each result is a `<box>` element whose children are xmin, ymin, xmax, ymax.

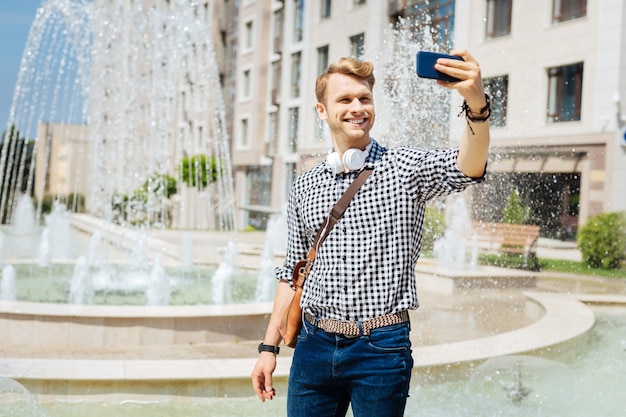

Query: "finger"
<box><xmin>450</xmin><ymin>49</ymin><xmax>476</xmax><ymax>64</ymax></box>
<box><xmin>251</xmin><ymin>372</ymin><xmax>267</xmax><ymax>402</ymax></box>
<box><xmin>264</xmin><ymin>371</ymin><xmax>274</xmax><ymax>395</ymax></box>
<box><xmin>264</xmin><ymin>385</ymin><xmax>276</xmax><ymax>400</ymax></box>
<box><xmin>253</xmin><ymin>382</ymin><xmax>266</xmax><ymax>402</ymax></box>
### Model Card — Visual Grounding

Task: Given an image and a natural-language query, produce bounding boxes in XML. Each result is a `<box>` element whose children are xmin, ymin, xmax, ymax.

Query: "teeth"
<box><xmin>348</xmin><ymin>119</ymin><xmax>364</xmax><ymax>124</ymax></box>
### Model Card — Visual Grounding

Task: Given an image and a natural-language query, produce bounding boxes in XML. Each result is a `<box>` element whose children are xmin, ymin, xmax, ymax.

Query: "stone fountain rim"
<box><xmin>1</xmin><ymin>292</ymin><xmax>620</xmax><ymax>382</ymax></box>
<box><xmin>0</xmin><ymin>299</ymin><xmax>273</xmax><ymax>318</ymax></box>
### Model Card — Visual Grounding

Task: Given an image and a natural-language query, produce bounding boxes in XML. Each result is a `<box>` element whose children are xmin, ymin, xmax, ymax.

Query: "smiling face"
<box><xmin>315</xmin><ymin>73</ymin><xmax>375</xmax><ymax>152</ymax></box>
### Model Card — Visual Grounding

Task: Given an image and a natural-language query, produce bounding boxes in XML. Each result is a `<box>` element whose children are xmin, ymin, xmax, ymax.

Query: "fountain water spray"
<box><xmin>0</xmin><ymin>377</ymin><xmax>46</xmax><ymax>417</ymax></box>
<box><xmin>145</xmin><ymin>254</ymin><xmax>170</xmax><ymax>306</ymax></box>
<box><xmin>69</xmin><ymin>255</ymin><xmax>93</xmax><ymax>304</ymax></box>
<box><xmin>212</xmin><ymin>241</ymin><xmax>238</xmax><ymax>305</ymax></box>
<box><xmin>1</xmin><ymin>0</ymin><xmax>235</xmax><ymax>231</ymax></box>
<box><xmin>433</xmin><ymin>195</ymin><xmax>478</xmax><ymax>271</ymax></box>
<box><xmin>9</xmin><ymin>195</ymin><xmax>37</xmax><ymax>235</ymax></box>
<box><xmin>0</xmin><ymin>231</ymin><xmax>4</xmax><ymax>265</ymax></box>
<box><xmin>0</xmin><ymin>265</ymin><xmax>17</xmax><ymax>301</ymax></box>
<box><xmin>255</xmin><ymin>212</ymin><xmax>287</xmax><ymax>302</ymax></box>
<box><xmin>180</xmin><ymin>233</ymin><xmax>193</xmax><ymax>270</ymax></box>
<box><xmin>37</xmin><ymin>227</ymin><xmax>50</xmax><ymax>267</ymax></box>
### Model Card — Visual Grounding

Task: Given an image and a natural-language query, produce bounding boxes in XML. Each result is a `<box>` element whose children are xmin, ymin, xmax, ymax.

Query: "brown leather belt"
<box><xmin>304</xmin><ymin>310</ymin><xmax>409</xmax><ymax>337</ymax></box>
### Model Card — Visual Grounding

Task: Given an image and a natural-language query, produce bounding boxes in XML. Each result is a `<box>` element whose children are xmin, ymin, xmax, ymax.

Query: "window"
<box><xmin>406</xmin><ymin>0</ymin><xmax>455</xmax><ymax>48</ymax></box>
<box><xmin>320</xmin><ymin>0</ymin><xmax>332</xmax><ymax>19</ymax></box>
<box><xmin>483</xmin><ymin>75</ymin><xmax>508</xmax><ymax>127</ymax></box>
<box><xmin>267</xmin><ymin>111</ymin><xmax>279</xmax><ymax>155</ymax></box>
<box><xmin>317</xmin><ymin>45</ymin><xmax>329</xmax><ymax>75</ymax></box>
<box><xmin>486</xmin><ymin>0</ymin><xmax>512</xmax><ymax>39</ymax></box>
<box><xmin>246</xmin><ymin>166</ymin><xmax>273</xmax><ymax>230</ymax></box>
<box><xmin>350</xmin><ymin>33</ymin><xmax>365</xmax><ymax>59</ymax></box>
<box><xmin>553</xmin><ymin>0</ymin><xmax>586</xmax><ymax>23</ymax></box>
<box><xmin>242</xmin><ymin>69</ymin><xmax>251</xmax><ymax>99</ymax></box>
<box><xmin>353</xmin><ymin>0</ymin><xmax>366</xmax><ymax>5</ymax></box>
<box><xmin>245</xmin><ymin>20</ymin><xmax>254</xmax><ymax>49</ymax></box>
<box><xmin>239</xmin><ymin>117</ymin><xmax>250</xmax><ymax>147</ymax></box>
<box><xmin>293</xmin><ymin>0</ymin><xmax>304</xmax><ymax>42</ymax></box>
<box><xmin>247</xmin><ymin>166</ymin><xmax>272</xmax><ymax>207</ymax></box>
<box><xmin>284</xmin><ymin>162</ymin><xmax>297</xmax><ymax>203</ymax></box>
<box><xmin>270</xmin><ymin>61</ymin><xmax>282</xmax><ymax>105</ymax></box>
<box><xmin>291</xmin><ymin>52</ymin><xmax>302</xmax><ymax>98</ymax></box>
<box><xmin>272</xmin><ymin>8</ymin><xmax>283</xmax><ymax>54</ymax></box>
<box><xmin>288</xmin><ymin>107</ymin><xmax>299</xmax><ymax>153</ymax></box>
<box><xmin>547</xmin><ymin>63</ymin><xmax>583</xmax><ymax>123</ymax></box>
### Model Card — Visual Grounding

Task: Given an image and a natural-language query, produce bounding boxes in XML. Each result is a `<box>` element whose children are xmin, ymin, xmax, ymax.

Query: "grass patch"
<box><xmin>478</xmin><ymin>253</ymin><xmax>540</xmax><ymax>271</ymax></box>
<box><xmin>478</xmin><ymin>253</ymin><xmax>626</xmax><ymax>279</ymax></box>
<box><xmin>538</xmin><ymin>258</ymin><xmax>626</xmax><ymax>279</ymax></box>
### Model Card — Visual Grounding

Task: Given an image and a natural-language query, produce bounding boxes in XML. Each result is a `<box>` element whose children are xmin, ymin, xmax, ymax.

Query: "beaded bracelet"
<box><xmin>459</xmin><ymin>93</ymin><xmax>491</xmax><ymax>135</ymax></box>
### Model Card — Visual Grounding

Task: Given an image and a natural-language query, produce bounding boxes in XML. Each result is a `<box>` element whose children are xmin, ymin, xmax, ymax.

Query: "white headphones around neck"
<box><xmin>327</xmin><ymin>141</ymin><xmax>372</xmax><ymax>174</ymax></box>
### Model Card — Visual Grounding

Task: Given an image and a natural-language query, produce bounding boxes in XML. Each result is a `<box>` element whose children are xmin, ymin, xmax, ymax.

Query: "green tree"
<box><xmin>502</xmin><ymin>189</ymin><xmax>530</xmax><ymax>224</ymax></box>
<box><xmin>179</xmin><ymin>154</ymin><xmax>219</xmax><ymax>189</ymax></box>
<box><xmin>1</xmin><ymin>125</ymin><xmax>34</xmax><ymax>223</ymax></box>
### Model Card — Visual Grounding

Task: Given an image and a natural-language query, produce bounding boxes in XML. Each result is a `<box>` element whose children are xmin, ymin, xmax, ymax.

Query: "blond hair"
<box><xmin>315</xmin><ymin>57</ymin><xmax>375</xmax><ymax>104</ymax></box>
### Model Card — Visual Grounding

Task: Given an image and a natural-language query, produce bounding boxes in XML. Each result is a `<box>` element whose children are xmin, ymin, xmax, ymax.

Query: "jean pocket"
<box><xmin>366</xmin><ymin>323</ymin><xmax>411</xmax><ymax>353</ymax></box>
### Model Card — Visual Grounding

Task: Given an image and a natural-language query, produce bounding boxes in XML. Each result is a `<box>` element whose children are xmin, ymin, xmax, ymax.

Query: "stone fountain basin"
<box><xmin>0</xmin><ymin>291</ymin><xmax>596</xmax><ymax>383</ymax></box>
<box><xmin>0</xmin><ymin>299</ymin><xmax>272</xmax><ymax>349</ymax></box>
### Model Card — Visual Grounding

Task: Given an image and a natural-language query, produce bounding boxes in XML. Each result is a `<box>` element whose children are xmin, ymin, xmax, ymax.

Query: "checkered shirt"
<box><xmin>276</xmin><ymin>139</ymin><xmax>485</xmax><ymax>321</ymax></box>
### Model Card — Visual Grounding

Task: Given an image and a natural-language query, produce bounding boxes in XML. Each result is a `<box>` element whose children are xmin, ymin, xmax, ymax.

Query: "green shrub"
<box><xmin>422</xmin><ymin>206</ymin><xmax>446</xmax><ymax>253</ymax></box>
<box><xmin>577</xmin><ymin>212</ymin><xmax>626</xmax><ymax>269</ymax></box>
<box><xmin>143</xmin><ymin>174</ymin><xmax>177</xmax><ymax>198</ymax></box>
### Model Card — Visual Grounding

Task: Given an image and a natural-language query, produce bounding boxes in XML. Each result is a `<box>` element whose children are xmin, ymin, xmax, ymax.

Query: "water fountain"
<box><xmin>211</xmin><ymin>241</ymin><xmax>237</xmax><ymax>305</ymax></box>
<box><xmin>433</xmin><ymin>195</ymin><xmax>478</xmax><ymax>271</ymax></box>
<box><xmin>8</xmin><ymin>195</ymin><xmax>37</xmax><ymax>236</ymax></box>
<box><xmin>1</xmin><ymin>0</ymin><xmax>235</xmax><ymax>231</ymax></box>
<box><xmin>0</xmin><ymin>5</ymin><xmax>274</xmax><ymax>406</ymax></box>
<box><xmin>0</xmin><ymin>377</ymin><xmax>47</xmax><ymax>417</ymax></box>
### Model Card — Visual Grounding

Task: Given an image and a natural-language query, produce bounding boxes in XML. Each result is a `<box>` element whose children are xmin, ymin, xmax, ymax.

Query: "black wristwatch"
<box><xmin>258</xmin><ymin>343</ymin><xmax>280</xmax><ymax>355</ymax></box>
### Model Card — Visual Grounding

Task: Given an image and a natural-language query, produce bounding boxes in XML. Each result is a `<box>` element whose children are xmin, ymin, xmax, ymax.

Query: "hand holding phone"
<box><xmin>416</xmin><ymin>51</ymin><xmax>464</xmax><ymax>82</ymax></box>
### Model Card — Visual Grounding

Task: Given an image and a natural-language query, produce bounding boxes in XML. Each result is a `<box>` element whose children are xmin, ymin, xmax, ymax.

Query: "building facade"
<box><xmin>229</xmin><ymin>0</ymin><xmax>626</xmax><ymax>239</ymax></box>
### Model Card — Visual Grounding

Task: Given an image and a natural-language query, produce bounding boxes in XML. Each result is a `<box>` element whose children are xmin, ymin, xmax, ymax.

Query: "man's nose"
<box><xmin>349</xmin><ymin>98</ymin><xmax>364</xmax><ymax>112</ymax></box>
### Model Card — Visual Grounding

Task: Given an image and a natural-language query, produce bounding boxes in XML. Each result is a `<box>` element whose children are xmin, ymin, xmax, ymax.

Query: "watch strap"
<box><xmin>258</xmin><ymin>343</ymin><xmax>280</xmax><ymax>355</ymax></box>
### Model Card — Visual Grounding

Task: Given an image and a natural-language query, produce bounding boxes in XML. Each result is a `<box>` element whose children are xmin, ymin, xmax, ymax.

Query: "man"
<box><xmin>251</xmin><ymin>50</ymin><xmax>490</xmax><ymax>417</ymax></box>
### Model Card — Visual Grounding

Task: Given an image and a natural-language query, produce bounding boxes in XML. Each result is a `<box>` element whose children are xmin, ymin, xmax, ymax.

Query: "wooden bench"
<box><xmin>472</xmin><ymin>222</ymin><xmax>540</xmax><ymax>267</ymax></box>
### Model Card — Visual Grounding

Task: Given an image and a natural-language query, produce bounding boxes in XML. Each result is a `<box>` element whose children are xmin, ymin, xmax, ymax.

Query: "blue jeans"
<box><xmin>287</xmin><ymin>319</ymin><xmax>413</xmax><ymax>417</ymax></box>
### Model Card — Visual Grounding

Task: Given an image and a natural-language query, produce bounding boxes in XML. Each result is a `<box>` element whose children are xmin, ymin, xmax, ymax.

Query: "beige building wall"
<box><xmin>34</xmin><ymin>123</ymin><xmax>89</xmax><ymax>203</ymax></box>
<box><xmin>33</xmin><ymin>1</ymin><xmax>626</xmax><ymax>231</ymax></box>
<box><xmin>228</xmin><ymin>0</ymin><xmax>625</xmax><ymax>231</ymax></box>
<box><xmin>455</xmin><ymin>0</ymin><xmax>626</xmax><ymax>226</ymax></box>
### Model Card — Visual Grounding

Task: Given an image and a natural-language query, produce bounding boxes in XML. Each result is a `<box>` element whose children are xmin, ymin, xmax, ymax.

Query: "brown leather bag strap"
<box><xmin>306</xmin><ymin>167</ymin><xmax>373</xmax><ymax>262</ymax></box>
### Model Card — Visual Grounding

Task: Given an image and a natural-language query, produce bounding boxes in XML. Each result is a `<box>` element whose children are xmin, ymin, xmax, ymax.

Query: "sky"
<box><xmin>0</xmin><ymin>0</ymin><xmax>42</xmax><ymax>135</ymax></box>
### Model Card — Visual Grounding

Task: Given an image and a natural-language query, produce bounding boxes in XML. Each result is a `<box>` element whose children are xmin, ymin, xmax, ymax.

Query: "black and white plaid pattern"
<box><xmin>276</xmin><ymin>139</ymin><xmax>485</xmax><ymax>321</ymax></box>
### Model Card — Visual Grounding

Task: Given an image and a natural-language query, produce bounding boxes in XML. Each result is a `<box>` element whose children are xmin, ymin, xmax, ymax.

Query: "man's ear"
<box><xmin>315</xmin><ymin>102</ymin><xmax>327</xmax><ymax>120</ymax></box>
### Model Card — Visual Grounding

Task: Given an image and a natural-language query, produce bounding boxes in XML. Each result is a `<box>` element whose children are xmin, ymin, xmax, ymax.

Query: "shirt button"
<box><xmin>342</xmin><ymin>255</ymin><xmax>347</xmax><ymax>261</ymax></box>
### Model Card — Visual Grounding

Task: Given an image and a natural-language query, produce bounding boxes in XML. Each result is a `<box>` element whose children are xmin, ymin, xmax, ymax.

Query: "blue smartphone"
<box><xmin>416</xmin><ymin>51</ymin><xmax>463</xmax><ymax>82</ymax></box>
